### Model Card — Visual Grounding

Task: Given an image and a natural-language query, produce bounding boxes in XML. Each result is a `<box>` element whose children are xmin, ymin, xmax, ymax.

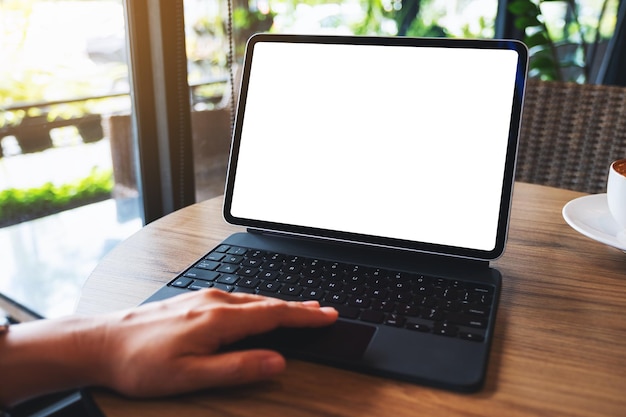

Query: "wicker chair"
<box><xmin>516</xmin><ymin>79</ymin><xmax>626</xmax><ymax>194</ymax></box>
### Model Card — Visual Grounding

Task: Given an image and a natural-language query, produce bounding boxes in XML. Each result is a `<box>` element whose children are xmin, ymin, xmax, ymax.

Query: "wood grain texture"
<box><xmin>77</xmin><ymin>182</ymin><xmax>626</xmax><ymax>417</ymax></box>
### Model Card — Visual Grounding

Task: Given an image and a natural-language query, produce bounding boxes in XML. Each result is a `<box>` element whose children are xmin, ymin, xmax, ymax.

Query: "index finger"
<box><xmin>206</xmin><ymin>295</ymin><xmax>338</xmax><ymax>345</ymax></box>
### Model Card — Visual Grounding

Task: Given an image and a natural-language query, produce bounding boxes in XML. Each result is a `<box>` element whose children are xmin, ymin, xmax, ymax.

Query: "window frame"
<box><xmin>124</xmin><ymin>0</ymin><xmax>196</xmax><ymax>225</ymax></box>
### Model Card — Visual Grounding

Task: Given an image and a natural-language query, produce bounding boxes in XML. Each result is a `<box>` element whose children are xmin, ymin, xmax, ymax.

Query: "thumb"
<box><xmin>178</xmin><ymin>350</ymin><xmax>287</xmax><ymax>390</ymax></box>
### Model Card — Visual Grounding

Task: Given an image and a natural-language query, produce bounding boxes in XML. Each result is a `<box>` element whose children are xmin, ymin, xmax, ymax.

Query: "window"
<box><xmin>0</xmin><ymin>0</ymin><xmax>141</xmax><ymax>318</ymax></box>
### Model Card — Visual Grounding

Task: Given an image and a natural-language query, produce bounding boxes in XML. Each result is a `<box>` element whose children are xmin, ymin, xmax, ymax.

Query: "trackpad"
<box><xmin>229</xmin><ymin>320</ymin><xmax>376</xmax><ymax>361</ymax></box>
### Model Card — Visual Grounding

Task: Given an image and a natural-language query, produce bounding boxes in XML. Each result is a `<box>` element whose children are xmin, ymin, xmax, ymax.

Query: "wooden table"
<box><xmin>77</xmin><ymin>182</ymin><xmax>626</xmax><ymax>417</ymax></box>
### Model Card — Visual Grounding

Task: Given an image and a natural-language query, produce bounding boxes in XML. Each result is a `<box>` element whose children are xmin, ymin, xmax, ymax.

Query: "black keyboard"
<box><xmin>169</xmin><ymin>244</ymin><xmax>495</xmax><ymax>342</ymax></box>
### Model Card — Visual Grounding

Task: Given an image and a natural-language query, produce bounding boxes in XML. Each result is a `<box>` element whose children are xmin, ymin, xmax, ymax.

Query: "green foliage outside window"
<box><xmin>355</xmin><ymin>0</ymin><xmax>447</xmax><ymax>37</ymax></box>
<box><xmin>0</xmin><ymin>168</ymin><xmax>113</xmax><ymax>228</ymax></box>
<box><xmin>508</xmin><ymin>0</ymin><xmax>617</xmax><ymax>82</ymax></box>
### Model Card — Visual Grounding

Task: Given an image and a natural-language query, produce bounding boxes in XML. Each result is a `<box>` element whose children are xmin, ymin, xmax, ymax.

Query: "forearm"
<box><xmin>0</xmin><ymin>316</ymin><xmax>106</xmax><ymax>408</ymax></box>
<box><xmin>0</xmin><ymin>291</ymin><xmax>339</xmax><ymax>408</ymax></box>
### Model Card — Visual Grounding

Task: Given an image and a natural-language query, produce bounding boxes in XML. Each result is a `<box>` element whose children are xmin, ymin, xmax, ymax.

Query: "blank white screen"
<box><xmin>230</xmin><ymin>41</ymin><xmax>519</xmax><ymax>251</ymax></box>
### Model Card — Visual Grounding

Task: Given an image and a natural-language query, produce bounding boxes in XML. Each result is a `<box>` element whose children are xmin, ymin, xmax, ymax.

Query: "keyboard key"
<box><xmin>259</xmin><ymin>281</ymin><xmax>281</xmax><ymax>292</ymax></box>
<box><xmin>263</xmin><ymin>261</ymin><xmax>281</xmax><ymax>271</ymax></box>
<box><xmin>184</xmin><ymin>268</ymin><xmax>219</xmax><ymax>281</ymax></box>
<box><xmin>370</xmin><ymin>268</ymin><xmax>389</xmax><ymax>279</ymax></box>
<box><xmin>322</xmin><ymin>270</ymin><xmax>345</xmax><ymax>280</ymax></box>
<box><xmin>258</xmin><ymin>290</ymin><xmax>300</xmax><ymax>302</ymax></box>
<box><xmin>223</xmin><ymin>255</ymin><xmax>244</xmax><ymax>264</ymax></box>
<box><xmin>237</xmin><ymin>278</ymin><xmax>260</xmax><ymax>289</ymax></box>
<box><xmin>217</xmin><ymin>274</ymin><xmax>239</xmax><ymax>285</ymax></box>
<box><xmin>239</xmin><ymin>267</ymin><xmax>259</xmax><ymax>277</ymax></box>
<box><xmin>218</xmin><ymin>264</ymin><xmax>239</xmax><ymax>274</ymax></box>
<box><xmin>466</xmin><ymin>307</ymin><xmax>489</xmax><ymax>317</ymax></box>
<box><xmin>259</xmin><ymin>270</ymin><xmax>280</xmax><ymax>280</ymax></box>
<box><xmin>371</xmin><ymin>299</ymin><xmax>395</xmax><ymax>312</ymax></box>
<box><xmin>406</xmin><ymin>322</ymin><xmax>430</xmax><ymax>332</ymax></box>
<box><xmin>433</xmin><ymin>322</ymin><xmax>459</xmax><ymax>337</ymax></box>
<box><xmin>391</xmin><ymin>272</ymin><xmax>414</xmax><ymax>282</ymax></box>
<box><xmin>433</xmin><ymin>326</ymin><xmax>458</xmax><ymax>337</ymax></box>
<box><xmin>360</xmin><ymin>309</ymin><xmax>385</xmax><ymax>324</ymax></box>
<box><xmin>435</xmin><ymin>287</ymin><xmax>459</xmax><ymax>300</ymax></box>
<box><xmin>172</xmin><ymin>245</ymin><xmax>496</xmax><ymax>343</ymax></box>
<box><xmin>227</xmin><ymin>247</ymin><xmax>247</xmax><ymax>256</ymax></box>
<box><xmin>196</xmin><ymin>260</ymin><xmax>220</xmax><ymax>270</ymax></box>
<box><xmin>468</xmin><ymin>284</ymin><xmax>493</xmax><ymax>295</ymax></box>
<box><xmin>385</xmin><ymin>314</ymin><xmax>406</xmax><ymax>327</ymax></box>
<box><xmin>422</xmin><ymin>308</ymin><xmax>443</xmax><ymax>321</ymax></box>
<box><xmin>327</xmin><ymin>262</ymin><xmax>347</xmax><ymax>276</ymax></box>
<box><xmin>477</xmin><ymin>293</ymin><xmax>494</xmax><ymax>305</ymax></box>
<box><xmin>397</xmin><ymin>303</ymin><xmax>420</xmax><ymax>316</ymax></box>
<box><xmin>304</xmin><ymin>258</ymin><xmax>325</xmax><ymax>268</ymax></box>
<box><xmin>236</xmin><ymin>287</ymin><xmax>256</xmax><ymax>294</ymax></box>
<box><xmin>367</xmin><ymin>276</ymin><xmax>390</xmax><ymax>289</ymax></box>
<box><xmin>300</xmin><ymin>277</ymin><xmax>321</xmax><ymax>288</ymax></box>
<box><xmin>326</xmin><ymin>292</ymin><xmax>347</xmax><ymax>304</ymax></box>
<box><xmin>213</xmin><ymin>283</ymin><xmax>235</xmax><ymax>292</ymax></box>
<box><xmin>449</xmin><ymin>280</ymin><xmax>466</xmax><ymax>289</ymax></box>
<box><xmin>322</xmin><ymin>280</ymin><xmax>343</xmax><ymax>291</ymax></box>
<box><xmin>189</xmin><ymin>280</ymin><xmax>213</xmax><ymax>290</ymax></box>
<box><xmin>346</xmin><ymin>275</ymin><xmax>366</xmax><ymax>285</ymax></box>
<box><xmin>171</xmin><ymin>277</ymin><xmax>193</xmax><ymax>288</ymax></box>
<box><xmin>391</xmin><ymin>281</ymin><xmax>411</xmax><ymax>291</ymax></box>
<box><xmin>416</xmin><ymin>275</ymin><xmax>434</xmax><ymax>285</ymax></box>
<box><xmin>345</xmin><ymin>285</ymin><xmax>366</xmax><ymax>295</ymax></box>
<box><xmin>247</xmin><ymin>250</ymin><xmax>266</xmax><ymax>259</ymax></box>
<box><xmin>242</xmin><ymin>258</ymin><xmax>263</xmax><ymax>267</ymax></box>
<box><xmin>279</xmin><ymin>285</ymin><xmax>303</xmax><ymax>296</ymax></box>
<box><xmin>283</xmin><ymin>264</ymin><xmax>302</xmax><ymax>274</ymax></box>
<box><xmin>467</xmin><ymin>318</ymin><xmax>488</xmax><ymax>329</ymax></box>
<box><xmin>390</xmin><ymin>290</ymin><xmax>412</xmax><ymax>303</ymax></box>
<box><xmin>446</xmin><ymin>313</ymin><xmax>487</xmax><ymax>329</ymax></box>
<box><xmin>440</xmin><ymin>300</ymin><xmax>462</xmax><ymax>312</ymax></box>
<box><xmin>421</xmin><ymin>297</ymin><xmax>438</xmax><ymax>308</ymax></box>
<box><xmin>416</xmin><ymin>285</ymin><xmax>434</xmax><ymax>296</ymax></box>
<box><xmin>333</xmin><ymin>305</ymin><xmax>360</xmax><ymax>319</ymax></box>
<box><xmin>367</xmin><ymin>288</ymin><xmax>388</xmax><ymax>299</ymax></box>
<box><xmin>267</xmin><ymin>253</ymin><xmax>284</xmax><ymax>262</ymax></box>
<box><xmin>302</xmin><ymin>288</ymin><xmax>325</xmax><ymax>300</ymax></box>
<box><xmin>302</xmin><ymin>268</ymin><xmax>323</xmax><ymax>278</ymax></box>
<box><xmin>460</xmin><ymin>332</ymin><xmax>485</xmax><ymax>342</ymax></box>
<box><xmin>348</xmin><ymin>296</ymin><xmax>371</xmax><ymax>308</ymax></box>
<box><xmin>279</xmin><ymin>274</ymin><xmax>300</xmax><ymax>284</ymax></box>
<box><xmin>206</xmin><ymin>252</ymin><xmax>225</xmax><ymax>261</ymax></box>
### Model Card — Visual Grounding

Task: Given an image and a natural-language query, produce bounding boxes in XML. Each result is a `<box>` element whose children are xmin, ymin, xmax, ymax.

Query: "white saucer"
<box><xmin>562</xmin><ymin>194</ymin><xmax>626</xmax><ymax>252</ymax></box>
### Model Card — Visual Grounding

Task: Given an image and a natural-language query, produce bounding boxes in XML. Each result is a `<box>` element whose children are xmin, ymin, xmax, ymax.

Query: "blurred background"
<box><xmin>0</xmin><ymin>0</ymin><xmax>623</xmax><ymax>318</ymax></box>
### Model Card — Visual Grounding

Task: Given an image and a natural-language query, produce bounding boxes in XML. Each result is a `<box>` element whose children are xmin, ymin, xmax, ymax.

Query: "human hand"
<box><xmin>0</xmin><ymin>289</ymin><xmax>337</xmax><ymax>407</ymax></box>
<box><xmin>87</xmin><ymin>289</ymin><xmax>338</xmax><ymax>397</ymax></box>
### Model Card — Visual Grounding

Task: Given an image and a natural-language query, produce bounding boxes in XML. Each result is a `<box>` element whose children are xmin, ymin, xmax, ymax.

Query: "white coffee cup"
<box><xmin>607</xmin><ymin>158</ymin><xmax>626</xmax><ymax>230</ymax></box>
